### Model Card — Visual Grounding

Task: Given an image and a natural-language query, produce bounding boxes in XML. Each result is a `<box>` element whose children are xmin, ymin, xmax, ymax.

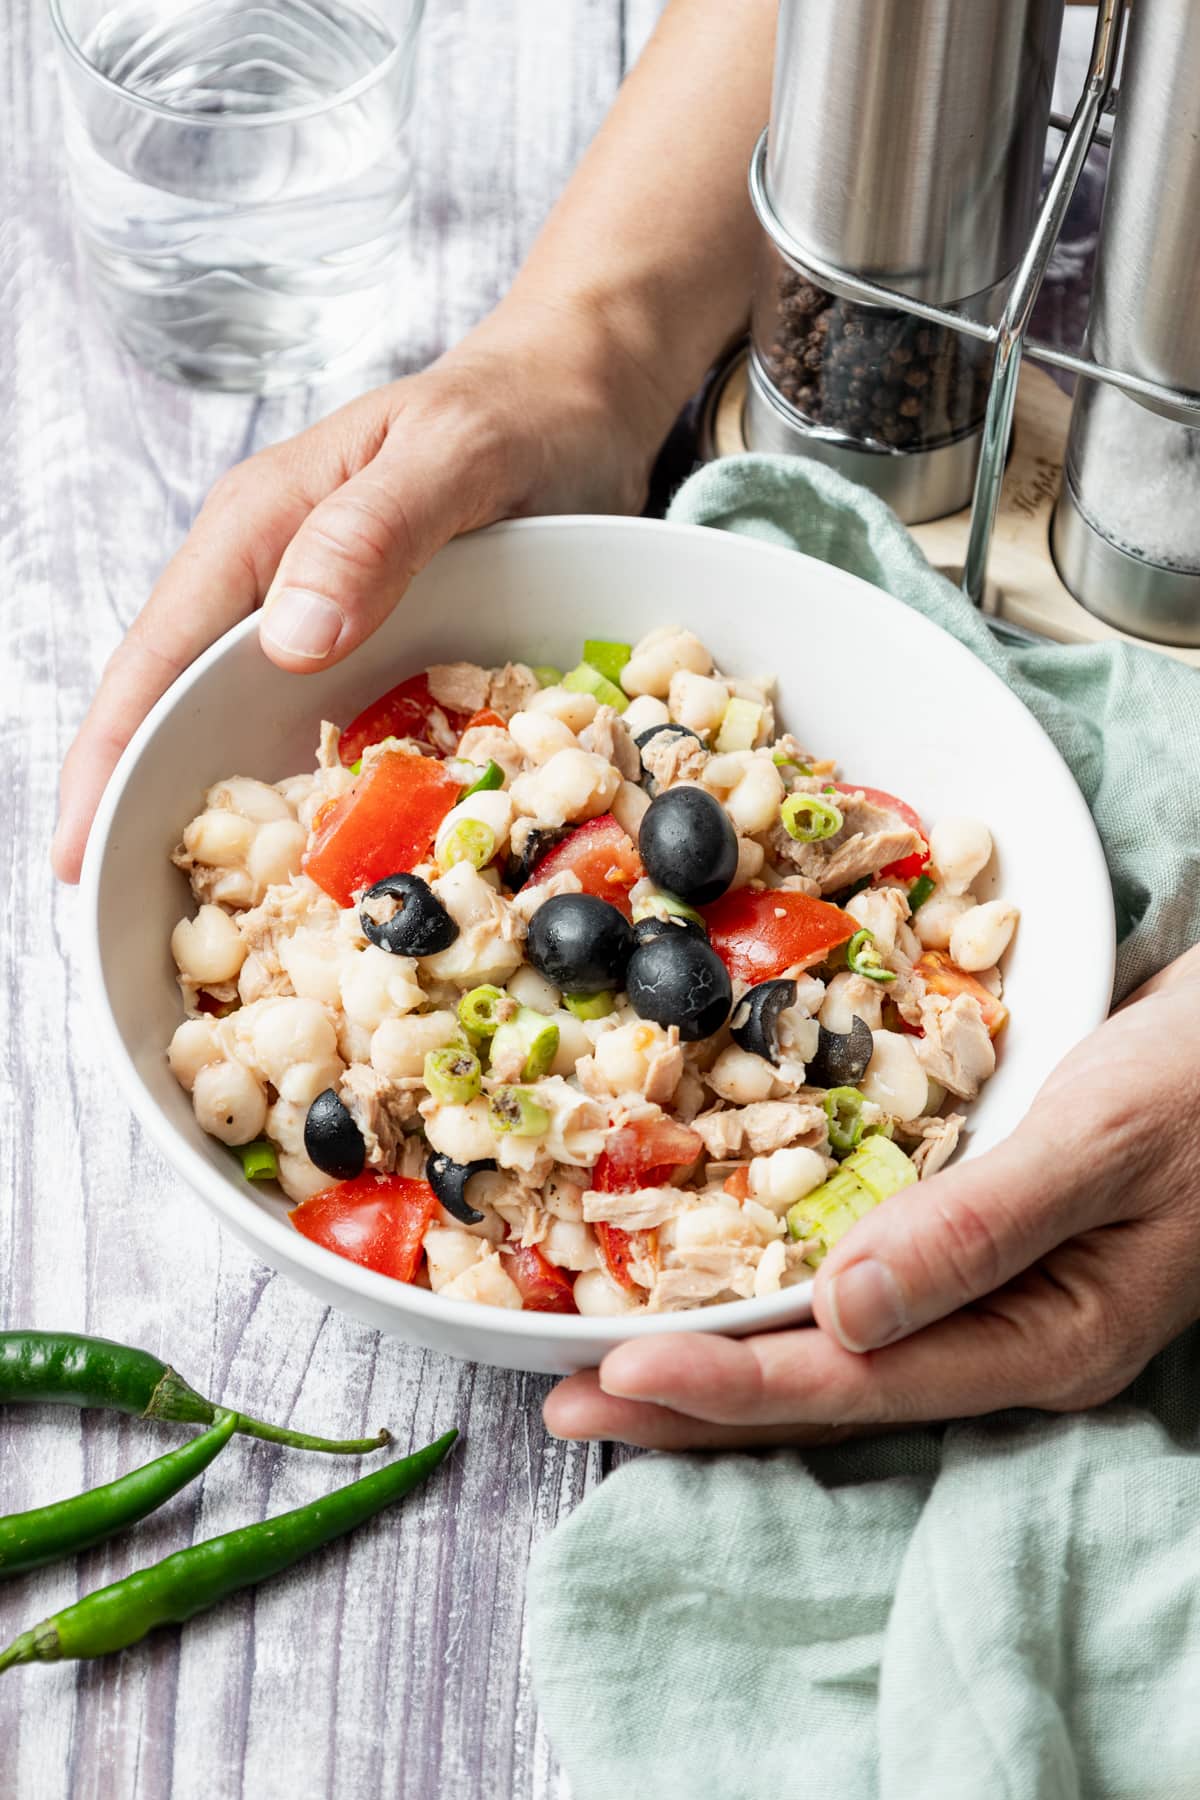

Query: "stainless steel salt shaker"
<box><xmin>1052</xmin><ymin>0</ymin><xmax>1200</xmax><ymax>644</ymax></box>
<box><xmin>747</xmin><ymin>0</ymin><xmax>1065</xmax><ymax>524</ymax></box>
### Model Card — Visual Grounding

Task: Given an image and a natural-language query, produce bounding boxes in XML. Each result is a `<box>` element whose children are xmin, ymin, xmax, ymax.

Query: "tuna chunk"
<box><xmin>427</xmin><ymin>661</ymin><xmax>490</xmax><ymax>715</ymax></box>
<box><xmin>914</xmin><ymin>995</ymin><xmax>995</xmax><ymax>1099</ymax></box>
<box><xmin>582</xmin><ymin>1186</ymin><xmax>683</xmax><ymax>1231</ymax></box>
<box><xmin>640</xmin><ymin>732</ymin><xmax>708</xmax><ymax>790</ymax></box>
<box><xmin>910</xmin><ymin>1112</ymin><xmax>966</xmax><ymax>1179</ymax></box>
<box><xmin>488</xmin><ymin>662</ymin><xmax>540</xmax><ymax>719</ymax></box>
<box><xmin>340</xmin><ymin>1063</ymin><xmax>420</xmax><ymax>1170</ymax></box>
<box><xmin>770</xmin><ymin>786</ymin><xmax>922</xmax><ymax>895</ymax></box>
<box><xmin>691</xmin><ymin>1101</ymin><xmax>825</xmax><ymax>1158</ymax></box>
<box><xmin>579</xmin><ymin>705</ymin><xmax>641</xmax><ymax>781</ymax></box>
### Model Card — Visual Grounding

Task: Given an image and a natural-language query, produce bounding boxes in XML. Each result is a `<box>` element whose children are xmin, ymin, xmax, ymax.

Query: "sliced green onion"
<box><xmin>631</xmin><ymin>891</ymin><xmax>705</xmax><ymax>928</ymax></box>
<box><xmin>781</xmin><ymin>793</ymin><xmax>844</xmax><ymax>843</ymax></box>
<box><xmin>562</xmin><ymin>663</ymin><xmax>629</xmax><ymax>713</ymax></box>
<box><xmin>714</xmin><ymin>697</ymin><xmax>763</xmax><ymax>753</ymax></box>
<box><xmin>239</xmin><ymin>1140</ymin><xmax>278</xmax><ymax>1181</ymax></box>
<box><xmin>582</xmin><ymin>639</ymin><xmax>632</xmax><ymax>686</ymax></box>
<box><xmin>441</xmin><ymin>818</ymin><xmax>496</xmax><ymax>870</ymax></box>
<box><xmin>490</xmin><ymin>1007</ymin><xmax>560</xmax><ymax>1081</ymax></box>
<box><xmin>846</xmin><ymin>927</ymin><xmax>896</xmax><ymax>984</ymax></box>
<box><xmin>488</xmin><ymin>1087</ymin><xmax>551</xmax><ymax>1137</ymax></box>
<box><xmin>461</xmin><ymin>760</ymin><xmax>504</xmax><ymax>800</ymax></box>
<box><xmin>533</xmin><ymin>664</ymin><xmax>564</xmax><ymax>688</ymax></box>
<box><xmin>458</xmin><ymin>985</ymin><xmax>513</xmax><ymax>1038</ymax></box>
<box><xmin>424</xmin><ymin>1047</ymin><xmax>483</xmax><ymax>1105</ymax></box>
<box><xmin>863</xmin><ymin>1117</ymin><xmax>896</xmax><ymax>1141</ymax></box>
<box><xmin>564</xmin><ymin>990</ymin><xmax>616</xmax><ymax>1021</ymax></box>
<box><xmin>786</xmin><ymin>1137</ymin><xmax>917</xmax><ymax>1262</ymax></box>
<box><xmin>773</xmin><ymin>754</ymin><xmax>814</xmax><ymax>775</ymax></box>
<box><xmin>907</xmin><ymin>873</ymin><xmax>936</xmax><ymax>913</ymax></box>
<box><xmin>823</xmin><ymin>1086</ymin><xmax>865</xmax><ymax>1155</ymax></box>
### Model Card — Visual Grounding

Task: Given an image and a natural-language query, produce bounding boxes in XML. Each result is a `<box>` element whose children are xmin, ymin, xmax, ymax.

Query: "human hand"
<box><xmin>52</xmin><ymin>302</ymin><xmax>667</xmax><ymax>882</ymax></box>
<box><xmin>545</xmin><ymin>945</ymin><xmax>1200</xmax><ymax>1449</ymax></box>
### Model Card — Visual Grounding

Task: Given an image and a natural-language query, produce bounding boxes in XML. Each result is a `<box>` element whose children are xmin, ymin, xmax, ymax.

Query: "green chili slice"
<box><xmin>907</xmin><ymin>874</ymin><xmax>936</xmax><ymax>913</ymax></box>
<box><xmin>457</xmin><ymin>985</ymin><xmax>513</xmax><ymax>1039</ymax></box>
<box><xmin>488</xmin><ymin>1088</ymin><xmax>550</xmax><ymax>1137</ymax></box>
<box><xmin>461</xmin><ymin>760</ymin><xmax>504</xmax><ymax>800</ymax></box>
<box><xmin>424</xmin><ymin>1047</ymin><xmax>482</xmax><ymax>1105</ymax></box>
<box><xmin>846</xmin><ymin>927</ymin><xmax>897</xmax><ymax>984</ymax></box>
<box><xmin>824</xmin><ymin>1086</ymin><xmax>865</xmax><ymax>1155</ymax></box>
<box><xmin>238</xmin><ymin>1141</ymin><xmax>278</xmax><ymax>1182</ymax></box>
<box><xmin>489</xmin><ymin>1008</ymin><xmax>560</xmax><ymax>1081</ymax></box>
<box><xmin>564</xmin><ymin>991</ymin><xmax>615</xmax><ymax>1021</ymax></box>
<box><xmin>441</xmin><ymin>819</ymin><xmax>496</xmax><ymax>871</ymax></box>
<box><xmin>780</xmin><ymin>793</ymin><xmax>844</xmax><ymax>843</ymax></box>
<box><xmin>773</xmin><ymin>755</ymin><xmax>814</xmax><ymax>775</ymax></box>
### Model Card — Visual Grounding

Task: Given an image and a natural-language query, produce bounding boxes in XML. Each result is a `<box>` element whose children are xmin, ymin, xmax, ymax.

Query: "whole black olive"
<box><xmin>632</xmin><ymin>913</ymin><xmax>707</xmax><ymax>951</ymax></box>
<box><xmin>805</xmin><ymin>1015</ymin><xmax>875</xmax><ymax>1088</ymax></box>
<box><xmin>638</xmin><ymin>786</ymin><xmax>738</xmax><ymax>906</ymax></box>
<box><xmin>526</xmin><ymin>893</ymin><xmax>635</xmax><ymax>994</ymax></box>
<box><xmin>304</xmin><ymin>1088</ymin><xmax>366</xmax><ymax>1181</ymax></box>
<box><xmin>504</xmin><ymin>824</ymin><xmax>570</xmax><ymax>892</ymax></box>
<box><xmin>359</xmin><ymin>873</ymin><xmax>458</xmax><ymax>957</ymax></box>
<box><xmin>626</xmin><ymin>934</ymin><xmax>732</xmax><ymax>1042</ymax></box>
<box><xmin>426</xmin><ymin>1152</ymin><xmax>495</xmax><ymax>1225</ymax></box>
<box><xmin>730</xmin><ymin>979</ymin><xmax>798</xmax><ymax>1062</ymax></box>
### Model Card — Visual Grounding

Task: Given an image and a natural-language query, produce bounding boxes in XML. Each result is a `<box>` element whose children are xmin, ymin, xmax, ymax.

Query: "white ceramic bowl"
<box><xmin>82</xmin><ymin>517</ymin><xmax>1115</xmax><ymax>1374</ymax></box>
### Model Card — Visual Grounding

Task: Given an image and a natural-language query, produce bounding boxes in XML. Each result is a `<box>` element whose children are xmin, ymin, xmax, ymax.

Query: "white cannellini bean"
<box><xmin>819</xmin><ymin>970</ymin><xmax>883</xmax><ymax>1033</ymax></box>
<box><xmin>340</xmin><ymin>945</ymin><xmax>425</xmax><ymax>1030</ymax></box>
<box><xmin>860</xmin><ymin>1030</ymin><xmax>930</xmax><ymax>1122</ymax></box>
<box><xmin>542</xmin><ymin>1171</ymin><xmax>586</xmax><ymax>1220</ymax></box>
<box><xmin>507</xmin><ymin>963</ymin><xmax>561</xmax><ymax>1014</ymax></box>
<box><xmin>509</xmin><ymin>748</ymin><xmax>621</xmax><ymax>827</ymax></box>
<box><xmin>206</xmin><ymin>777</ymin><xmax>293</xmax><ymax>823</ymax></box>
<box><xmin>707</xmin><ymin>1045</ymin><xmax>778</xmax><ymax>1105</ymax></box>
<box><xmin>278</xmin><ymin>928</ymin><xmax>346</xmax><ymax>1006</ymax></box>
<box><xmin>434</xmin><ymin>789</ymin><xmax>515</xmax><ymax>863</ymax></box>
<box><xmin>192</xmin><ymin>1059</ymin><xmax>267</xmax><ymax>1145</ymax></box>
<box><xmin>171</xmin><ymin>904</ymin><xmax>246</xmax><ymax>985</ymax></box>
<box><xmin>549</xmin><ymin>1010</ymin><xmax>592</xmax><ymax>1078</ymax></box>
<box><xmin>754</xmin><ymin>1239</ymin><xmax>788</xmax><ymax>1297</ymax></box>
<box><xmin>913</xmin><ymin>886</ymin><xmax>976</xmax><ymax>951</ymax></box>
<box><xmin>541</xmin><ymin>1218</ymin><xmax>600</xmax><ymax>1272</ymax></box>
<box><xmin>668</xmin><ymin>669</ymin><xmax>729</xmax><ymax>736</ymax></box>
<box><xmin>183</xmin><ymin>809</ymin><xmax>255</xmax><ymax>869</ymax></box>
<box><xmin>423</xmin><ymin>1228</ymin><xmax>487</xmax><ymax>1292</ymax></box>
<box><xmin>620</xmin><ymin>694</ymin><xmax>670</xmax><ymax>738</ymax></box>
<box><xmin>949</xmin><ymin>899</ymin><xmax>1019</xmax><ymax>972</ymax></box>
<box><xmin>240</xmin><ymin>997</ymin><xmax>339</xmax><ymax>1088</ymax></box>
<box><xmin>702</xmin><ymin>750</ymin><xmax>753</xmax><ymax>796</ymax></box>
<box><xmin>572</xmin><ymin>1267</ymin><xmax>642</xmax><ymax>1316</ymax></box>
<box><xmin>246</xmin><ymin>818</ymin><xmax>307</xmax><ymax>891</ymax></box>
<box><xmin>527</xmin><ymin>685</ymin><xmax>599</xmax><ymax>731</ymax></box>
<box><xmin>674</xmin><ymin>1204</ymin><xmax>762</xmax><ymax>1251</ymax></box>
<box><xmin>929</xmin><ymin>816</ymin><xmax>993</xmax><ymax>896</ymax></box>
<box><xmin>265</xmin><ymin>1097</ymin><xmax>308</xmax><ymax>1158</ymax></box>
<box><xmin>592</xmin><ymin>1020</ymin><xmax>673</xmax><ymax>1095</ymax></box>
<box><xmin>440</xmin><ymin>1253</ymin><xmax>524</xmax><ymax>1310</ymax></box>
<box><xmin>723</xmin><ymin>757</ymin><xmax>784</xmax><ymax>836</ymax></box>
<box><xmin>423</xmin><ymin>1098</ymin><xmax>496</xmax><ymax>1163</ymax></box>
<box><xmin>620</xmin><ymin>627</ymin><xmax>713</xmax><ymax>699</ymax></box>
<box><xmin>370</xmin><ymin>1011</ymin><xmax>460</xmax><ymax>1079</ymax></box>
<box><xmin>611</xmin><ymin>779</ymin><xmax>650</xmax><ymax>840</ymax></box>
<box><xmin>276</xmin><ymin>1152</ymin><xmax>331</xmax><ymax>1204</ymax></box>
<box><xmin>749</xmin><ymin>1146</ymin><xmax>828</xmax><ymax>1213</ymax></box>
<box><xmin>730</xmin><ymin>836</ymin><xmax>766</xmax><ymax>891</ymax></box>
<box><xmin>167</xmin><ymin>1017</ymin><xmax>222</xmax><ymax>1092</ymax></box>
<box><xmin>506</xmin><ymin>709</ymin><xmax>577</xmax><ymax>764</ymax></box>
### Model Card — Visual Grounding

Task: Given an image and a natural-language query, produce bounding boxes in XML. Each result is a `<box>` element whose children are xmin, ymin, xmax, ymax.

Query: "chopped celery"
<box><xmin>488</xmin><ymin>1087</ymin><xmax>551</xmax><ymax>1137</ymax></box>
<box><xmin>565</xmin><ymin>990</ymin><xmax>616</xmax><ymax>1021</ymax></box>
<box><xmin>458</xmin><ymin>984</ymin><xmax>513</xmax><ymax>1038</ymax></box>
<box><xmin>714</xmin><ymin>697</ymin><xmax>763</xmax><ymax>753</ymax></box>
<box><xmin>786</xmin><ymin>1137</ymin><xmax>918</xmax><ymax>1263</ymax></box>
<box><xmin>239</xmin><ymin>1140</ymin><xmax>278</xmax><ymax>1181</ymax></box>
<box><xmin>632</xmin><ymin>890</ymin><xmax>705</xmax><ymax>928</ymax></box>
<box><xmin>907</xmin><ymin>874</ymin><xmax>936</xmax><ymax>913</ymax></box>
<box><xmin>582</xmin><ymin>639</ymin><xmax>632</xmax><ymax>686</ymax></box>
<box><xmin>441</xmin><ymin>818</ymin><xmax>496</xmax><ymax>870</ymax></box>
<box><xmin>846</xmin><ymin>927</ymin><xmax>896</xmax><ymax>985</ymax></box>
<box><xmin>562</xmin><ymin>663</ymin><xmax>629</xmax><ymax>713</ymax></box>
<box><xmin>349</xmin><ymin>758</ymin><xmax>363</xmax><ymax>775</ymax></box>
<box><xmin>490</xmin><ymin>1007</ymin><xmax>560</xmax><ymax>1081</ymax></box>
<box><xmin>533</xmin><ymin>664</ymin><xmax>564</xmax><ymax>688</ymax></box>
<box><xmin>781</xmin><ymin>793</ymin><xmax>843</xmax><ymax>843</ymax></box>
<box><xmin>424</xmin><ymin>1047</ymin><xmax>483</xmax><ymax>1105</ymax></box>
<box><xmin>823</xmin><ymin>1086</ymin><xmax>865</xmax><ymax>1154</ymax></box>
<box><xmin>461</xmin><ymin>760</ymin><xmax>504</xmax><ymax>799</ymax></box>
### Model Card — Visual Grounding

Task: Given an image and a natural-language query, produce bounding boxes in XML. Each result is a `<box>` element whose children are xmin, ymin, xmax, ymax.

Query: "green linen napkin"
<box><xmin>527</xmin><ymin>455</ymin><xmax>1200</xmax><ymax>1800</ymax></box>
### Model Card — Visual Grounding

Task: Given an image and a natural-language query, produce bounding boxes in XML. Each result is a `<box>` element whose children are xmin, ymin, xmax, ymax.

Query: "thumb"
<box><xmin>259</xmin><ymin>415</ymin><xmax>511</xmax><ymax>672</ymax></box>
<box><xmin>811</xmin><ymin>1122</ymin><xmax>1101</xmax><ymax>1353</ymax></box>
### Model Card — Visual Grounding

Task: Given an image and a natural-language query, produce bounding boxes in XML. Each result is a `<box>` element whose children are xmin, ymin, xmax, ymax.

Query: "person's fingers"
<box><xmin>543</xmin><ymin>1368</ymin><xmax>860</xmax><ymax>1449</ymax></box>
<box><xmin>259</xmin><ymin>403</ymin><xmax>514</xmax><ymax>672</ymax></box>
<box><xmin>810</xmin><ymin>1123</ymin><xmax>1110</xmax><ymax>1354</ymax></box>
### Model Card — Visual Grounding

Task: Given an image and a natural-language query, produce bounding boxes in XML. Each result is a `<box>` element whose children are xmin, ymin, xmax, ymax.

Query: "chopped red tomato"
<box><xmin>289</xmin><ymin>1174</ymin><xmax>438</xmax><ymax>1283</ymax></box>
<box><xmin>592</xmin><ymin>1117</ymin><xmax>704</xmax><ymax>1193</ymax></box>
<box><xmin>463</xmin><ymin>707</ymin><xmax>507</xmax><ymax>732</ymax></box>
<box><xmin>303</xmin><ymin>748</ymin><xmax>460</xmax><ymax>907</ymax></box>
<box><xmin>338</xmin><ymin>673</ymin><xmax>473</xmax><ymax>766</ymax></box>
<box><xmin>595</xmin><ymin>1222</ymin><xmax>658</xmax><ymax>1293</ymax></box>
<box><xmin>702</xmin><ymin>888</ymin><xmax>855</xmax><ymax>983</ymax></box>
<box><xmin>501</xmin><ymin>1242</ymin><xmax>578</xmax><ymax>1313</ymax></box>
<box><xmin>528</xmin><ymin>814</ymin><xmax>643</xmax><ymax>917</ymax></box>
<box><xmin>833</xmin><ymin>782</ymin><xmax>930</xmax><ymax>883</ymax></box>
<box><xmin>916</xmin><ymin>950</ymin><xmax>1008</xmax><ymax>1037</ymax></box>
<box><xmin>722</xmin><ymin>1166</ymin><xmax>752</xmax><ymax>1200</ymax></box>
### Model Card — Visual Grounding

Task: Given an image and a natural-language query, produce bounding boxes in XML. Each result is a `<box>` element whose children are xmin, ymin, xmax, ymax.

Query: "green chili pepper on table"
<box><xmin>0</xmin><ymin>1410</ymin><xmax>238</xmax><ymax>1579</ymax></box>
<box><xmin>0</xmin><ymin>1333</ymin><xmax>390</xmax><ymax>1455</ymax></box>
<box><xmin>0</xmin><ymin>1430</ymin><xmax>458</xmax><ymax>1672</ymax></box>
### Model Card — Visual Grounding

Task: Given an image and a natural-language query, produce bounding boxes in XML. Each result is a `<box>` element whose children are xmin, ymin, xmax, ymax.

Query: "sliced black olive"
<box><xmin>638</xmin><ymin>786</ymin><xmax>738</xmax><ymax>906</ymax></box>
<box><xmin>304</xmin><ymin>1088</ymin><xmax>366</xmax><ymax>1181</ymax></box>
<box><xmin>504</xmin><ymin>824</ymin><xmax>570</xmax><ymax>891</ymax></box>
<box><xmin>632</xmin><ymin>912</ymin><xmax>707</xmax><ymax>950</ymax></box>
<box><xmin>626</xmin><ymin>934</ymin><xmax>732</xmax><ymax>1043</ymax></box>
<box><xmin>360</xmin><ymin>873</ymin><xmax>458</xmax><ymax>957</ymax></box>
<box><xmin>526</xmin><ymin>893</ymin><xmax>635</xmax><ymax>994</ymax></box>
<box><xmin>730</xmin><ymin>979</ymin><xmax>798</xmax><ymax>1062</ymax></box>
<box><xmin>805</xmin><ymin>1015</ymin><xmax>875</xmax><ymax>1088</ymax></box>
<box><xmin>426</xmin><ymin>1152</ymin><xmax>495</xmax><ymax>1225</ymax></box>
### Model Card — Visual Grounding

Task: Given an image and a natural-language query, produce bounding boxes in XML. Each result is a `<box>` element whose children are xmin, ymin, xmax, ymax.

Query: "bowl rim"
<box><xmin>80</xmin><ymin>513</ymin><xmax>1116</xmax><ymax>1345</ymax></box>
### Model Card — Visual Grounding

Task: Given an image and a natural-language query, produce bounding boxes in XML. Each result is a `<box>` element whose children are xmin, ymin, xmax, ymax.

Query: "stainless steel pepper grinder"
<box><xmin>1051</xmin><ymin>0</ymin><xmax>1200</xmax><ymax>646</ymax></box>
<box><xmin>746</xmin><ymin>0</ymin><xmax>1065</xmax><ymax>524</ymax></box>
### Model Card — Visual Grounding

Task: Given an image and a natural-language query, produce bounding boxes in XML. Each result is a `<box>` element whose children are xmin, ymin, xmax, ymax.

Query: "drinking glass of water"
<box><xmin>50</xmin><ymin>0</ymin><xmax>424</xmax><ymax>391</ymax></box>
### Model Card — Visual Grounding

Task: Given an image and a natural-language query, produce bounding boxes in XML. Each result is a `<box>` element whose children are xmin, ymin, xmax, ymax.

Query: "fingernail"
<box><xmin>825</xmin><ymin>1259</ymin><xmax>907</xmax><ymax>1352</ymax></box>
<box><xmin>260</xmin><ymin>588</ymin><xmax>343</xmax><ymax>661</ymax></box>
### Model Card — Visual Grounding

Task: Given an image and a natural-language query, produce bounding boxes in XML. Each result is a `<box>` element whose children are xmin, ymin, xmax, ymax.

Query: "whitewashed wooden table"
<box><xmin>0</xmin><ymin>4</ymin><xmax>663</xmax><ymax>1794</ymax></box>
